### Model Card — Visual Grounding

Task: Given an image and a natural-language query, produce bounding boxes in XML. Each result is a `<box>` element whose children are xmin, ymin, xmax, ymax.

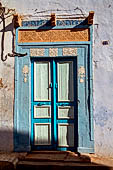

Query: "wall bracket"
<box><xmin>13</xmin><ymin>14</ymin><xmax>21</xmax><ymax>28</ymax></box>
<box><xmin>88</xmin><ymin>11</ymin><xmax>94</xmax><ymax>24</ymax></box>
<box><xmin>51</xmin><ymin>13</ymin><xmax>56</xmax><ymax>26</ymax></box>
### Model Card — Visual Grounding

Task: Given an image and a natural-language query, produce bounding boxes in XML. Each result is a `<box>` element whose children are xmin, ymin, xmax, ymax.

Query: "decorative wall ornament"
<box><xmin>22</xmin><ymin>65</ymin><xmax>29</xmax><ymax>83</ymax></box>
<box><xmin>30</xmin><ymin>48</ymin><xmax>45</xmax><ymax>56</ymax></box>
<box><xmin>13</xmin><ymin>14</ymin><xmax>22</xmax><ymax>28</ymax></box>
<box><xmin>88</xmin><ymin>11</ymin><xmax>94</xmax><ymax>25</ymax></box>
<box><xmin>18</xmin><ymin>29</ymin><xmax>89</xmax><ymax>43</ymax></box>
<box><xmin>78</xmin><ymin>66</ymin><xmax>85</xmax><ymax>83</ymax></box>
<box><xmin>80</xmin><ymin>79</ymin><xmax>84</xmax><ymax>83</ymax></box>
<box><xmin>63</xmin><ymin>48</ymin><xmax>77</xmax><ymax>56</ymax></box>
<box><xmin>78</xmin><ymin>66</ymin><xmax>85</xmax><ymax>75</ymax></box>
<box><xmin>49</xmin><ymin>48</ymin><xmax>58</xmax><ymax>57</ymax></box>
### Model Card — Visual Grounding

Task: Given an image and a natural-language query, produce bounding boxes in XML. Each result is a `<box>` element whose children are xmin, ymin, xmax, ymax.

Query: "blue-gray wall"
<box><xmin>0</xmin><ymin>0</ymin><xmax>113</xmax><ymax>158</ymax></box>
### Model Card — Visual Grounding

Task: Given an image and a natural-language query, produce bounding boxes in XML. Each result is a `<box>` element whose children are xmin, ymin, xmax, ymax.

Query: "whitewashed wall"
<box><xmin>0</xmin><ymin>0</ymin><xmax>113</xmax><ymax>158</ymax></box>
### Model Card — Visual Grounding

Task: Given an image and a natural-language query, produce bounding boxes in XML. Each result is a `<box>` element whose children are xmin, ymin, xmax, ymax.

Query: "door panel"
<box><xmin>34</xmin><ymin>61</ymin><xmax>51</xmax><ymax>101</ymax></box>
<box><xmin>34</xmin><ymin>106</ymin><xmax>51</xmax><ymax>118</ymax></box>
<box><xmin>58</xmin><ymin>106</ymin><xmax>74</xmax><ymax>119</ymax></box>
<box><xmin>56</xmin><ymin>60</ymin><xmax>75</xmax><ymax>150</ymax></box>
<box><xmin>58</xmin><ymin>123</ymin><xmax>74</xmax><ymax>147</ymax></box>
<box><xmin>32</xmin><ymin>60</ymin><xmax>52</xmax><ymax>149</ymax></box>
<box><xmin>57</xmin><ymin>61</ymin><xmax>74</xmax><ymax>101</ymax></box>
<box><xmin>34</xmin><ymin>123</ymin><xmax>51</xmax><ymax>145</ymax></box>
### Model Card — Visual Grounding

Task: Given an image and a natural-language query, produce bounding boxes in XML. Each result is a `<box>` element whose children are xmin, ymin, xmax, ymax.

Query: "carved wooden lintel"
<box><xmin>18</xmin><ymin>28</ymin><xmax>90</xmax><ymax>43</ymax></box>
<box><xmin>13</xmin><ymin>14</ymin><xmax>21</xmax><ymax>28</ymax></box>
<box><xmin>88</xmin><ymin>11</ymin><xmax>94</xmax><ymax>24</ymax></box>
<box><xmin>51</xmin><ymin>13</ymin><xmax>56</xmax><ymax>26</ymax></box>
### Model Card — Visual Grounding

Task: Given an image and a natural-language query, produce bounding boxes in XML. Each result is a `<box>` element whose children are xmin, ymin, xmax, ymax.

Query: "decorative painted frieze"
<box><xmin>22</xmin><ymin>20</ymin><xmax>83</xmax><ymax>27</ymax></box>
<box><xmin>30</xmin><ymin>48</ymin><xmax>45</xmax><ymax>56</ymax></box>
<box><xmin>49</xmin><ymin>48</ymin><xmax>58</xmax><ymax>57</ymax></box>
<box><xmin>63</xmin><ymin>48</ymin><xmax>77</xmax><ymax>56</ymax></box>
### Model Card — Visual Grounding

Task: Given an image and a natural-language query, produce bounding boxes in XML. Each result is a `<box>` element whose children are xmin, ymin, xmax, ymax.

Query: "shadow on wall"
<box><xmin>0</xmin><ymin>17</ymin><xmax>15</xmax><ymax>61</ymax></box>
<box><xmin>0</xmin><ymin>129</ymin><xmax>29</xmax><ymax>151</ymax></box>
<box><xmin>0</xmin><ymin>130</ymin><xmax>13</xmax><ymax>151</ymax></box>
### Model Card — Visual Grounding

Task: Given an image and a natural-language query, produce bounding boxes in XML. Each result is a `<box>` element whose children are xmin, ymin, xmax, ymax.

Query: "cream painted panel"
<box><xmin>49</xmin><ymin>48</ymin><xmax>58</xmax><ymax>57</ymax></box>
<box><xmin>34</xmin><ymin>123</ymin><xmax>51</xmax><ymax>145</ymax></box>
<box><xmin>34</xmin><ymin>106</ymin><xmax>51</xmax><ymax>118</ymax></box>
<box><xmin>34</xmin><ymin>62</ymin><xmax>51</xmax><ymax>101</ymax></box>
<box><xmin>58</xmin><ymin>106</ymin><xmax>74</xmax><ymax>119</ymax></box>
<box><xmin>63</xmin><ymin>48</ymin><xmax>77</xmax><ymax>56</ymax></box>
<box><xmin>57</xmin><ymin>61</ymin><xmax>74</xmax><ymax>101</ymax></box>
<box><xmin>30</xmin><ymin>48</ymin><xmax>45</xmax><ymax>56</ymax></box>
<box><xmin>58</xmin><ymin>124</ymin><xmax>74</xmax><ymax>147</ymax></box>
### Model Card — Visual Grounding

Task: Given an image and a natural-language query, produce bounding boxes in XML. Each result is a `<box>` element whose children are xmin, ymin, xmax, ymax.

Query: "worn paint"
<box><xmin>0</xmin><ymin>78</ymin><xmax>4</xmax><ymax>88</ymax></box>
<box><xmin>0</xmin><ymin>0</ymin><xmax>113</xmax><ymax>158</ymax></box>
<box><xmin>22</xmin><ymin>65</ymin><xmax>29</xmax><ymax>75</ymax></box>
<box><xmin>80</xmin><ymin>79</ymin><xmax>84</xmax><ymax>83</ymax></box>
<box><xmin>23</xmin><ymin>77</ymin><xmax>28</xmax><ymax>82</ymax></box>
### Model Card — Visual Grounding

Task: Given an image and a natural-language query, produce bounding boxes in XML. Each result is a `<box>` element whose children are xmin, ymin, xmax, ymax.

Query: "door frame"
<box><xmin>14</xmin><ymin>23</ymin><xmax>94</xmax><ymax>153</ymax></box>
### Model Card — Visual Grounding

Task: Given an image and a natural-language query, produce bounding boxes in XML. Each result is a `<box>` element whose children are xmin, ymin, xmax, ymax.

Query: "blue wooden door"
<box><xmin>31</xmin><ymin>59</ymin><xmax>53</xmax><ymax>150</ymax></box>
<box><xmin>31</xmin><ymin>57</ymin><xmax>77</xmax><ymax>151</ymax></box>
<box><xmin>55</xmin><ymin>59</ymin><xmax>77</xmax><ymax>151</ymax></box>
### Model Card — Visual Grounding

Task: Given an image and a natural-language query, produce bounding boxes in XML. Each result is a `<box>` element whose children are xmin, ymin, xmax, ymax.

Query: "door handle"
<box><xmin>78</xmin><ymin>99</ymin><xmax>80</xmax><ymax>104</ymax></box>
<box><xmin>49</xmin><ymin>83</ymin><xmax>52</xmax><ymax>88</ymax></box>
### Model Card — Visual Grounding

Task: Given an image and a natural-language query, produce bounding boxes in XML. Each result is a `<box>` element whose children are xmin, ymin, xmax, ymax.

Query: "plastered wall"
<box><xmin>0</xmin><ymin>0</ymin><xmax>113</xmax><ymax>158</ymax></box>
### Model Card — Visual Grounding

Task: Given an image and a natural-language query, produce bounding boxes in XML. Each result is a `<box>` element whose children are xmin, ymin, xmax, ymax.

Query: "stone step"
<box><xmin>16</xmin><ymin>161</ymin><xmax>113</xmax><ymax>170</ymax></box>
<box><xmin>0</xmin><ymin>161</ymin><xmax>14</xmax><ymax>170</ymax></box>
<box><xmin>16</xmin><ymin>152</ymin><xmax>113</xmax><ymax>170</ymax></box>
<box><xmin>23</xmin><ymin>151</ymin><xmax>90</xmax><ymax>163</ymax></box>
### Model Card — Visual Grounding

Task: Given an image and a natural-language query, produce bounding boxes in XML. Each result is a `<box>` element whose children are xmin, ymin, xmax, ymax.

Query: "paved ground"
<box><xmin>0</xmin><ymin>152</ymin><xmax>27</xmax><ymax>169</ymax></box>
<box><xmin>87</xmin><ymin>154</ymin><xmax>113</xmax><ymax>167</ymax></box>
